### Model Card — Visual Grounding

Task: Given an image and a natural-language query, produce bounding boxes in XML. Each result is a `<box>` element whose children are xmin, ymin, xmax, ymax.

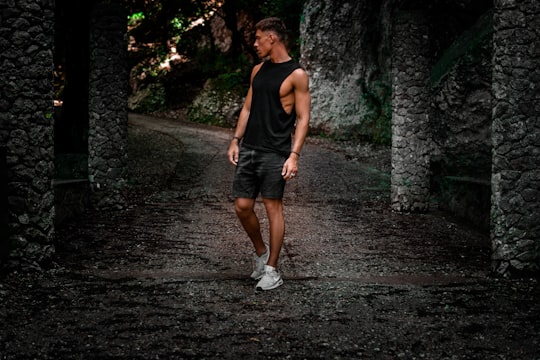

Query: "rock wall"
<box><xmin>302</xmin><ymin>0</ymin><xmax>540</xmax><ymax>274</ymax></box>
<box><xmin>0</xmin><ymin>0</ymin><xmax>56</xmax><ymax>268</ymax></box>
<box><xmin>390</xmin><ymin>9</ymin><xmax>431</xmax><ymax>212</ymax></box>
<box><xmin>300</xmin><ymin>0</ymin><xmax>394</xmax><ymax>141</ymax></box>
<box><xmin>301</xmin><ymin>0</ymin><xmax>494</xmax><ymax>220</ymax></box>
<box><xmin>0</xmin><ymin>0</ymin><xmax>132</xmax><ymax>270</ymax></box>
<box><xmin>188</xmin><ymin>79</ymin><xmax>244</xmax><ymax>128</ymax></box>
<box><xmin>88</xmin><ymin>1</ymin><xmax>129</xmax><ymax>210</ymax></box>
<box><xmin>491</xmin><ymin>0</ymin><xmax>540</xmax><ymax>275</ymax></box>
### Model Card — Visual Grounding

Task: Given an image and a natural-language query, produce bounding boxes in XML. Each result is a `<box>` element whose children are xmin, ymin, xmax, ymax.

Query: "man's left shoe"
<box><xmin>255</xmin><ymin>265</ymin><xmax>283</xmax><ymax>291</ymax></box>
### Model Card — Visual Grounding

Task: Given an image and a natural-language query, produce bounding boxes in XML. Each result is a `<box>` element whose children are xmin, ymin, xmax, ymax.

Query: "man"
<box><xmin>227</xmin><ymin>17</ymin><xmax>311</xmax><ymax>291</ymax></box>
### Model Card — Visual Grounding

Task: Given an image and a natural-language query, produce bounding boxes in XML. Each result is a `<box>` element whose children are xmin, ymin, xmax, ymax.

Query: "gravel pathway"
<box><xmin>1</xmin><ymin>114</ymin><xmax>538</xmax><ymax>359</ymax></box>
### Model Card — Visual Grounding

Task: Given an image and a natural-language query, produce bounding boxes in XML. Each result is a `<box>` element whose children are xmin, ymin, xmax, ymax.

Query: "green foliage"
<box><xmin>188</xmin><ymin>104</ymin><xmax>211</xmax><ymax>125</ymax></box>
<box><xmin>140</xmin><ymin>96</ymin><xmax>165</xmax><ymax>113</ymax></box>
<box><xmin>193</xmin><ymin>49</ymin><xmax>251</xmax><ymax>90</ymax></box>
<box><xmin>139</xmin><ymin>0</ymin><xmax>308</xmax><ymax>63</ymax></box>
<box><xmin>215</xmin><ymin>59</ymin><xmax>250</xmax><ymax>91</ymax></box>
<box><xmin>215</xmin><ymin>71</ymin><xmax>245</xmax><ymax>91</ymax></box>
<box><xmin>126</xmin><ymin>0</ymin><xmax>211</xmax><ymax>48</ymax></box>
<box><xmin>126</xmin><ymin>0</ymin><xmax>307</xmax><ymax>122</ymax></box>
<box><xmin>128</xmin><ymin>11</ymin><xmax>145</xmax><ymax>26</ymax></box>
<box><xmin>188</xmin><ymin>104</ymin><xmax>227</xmax><ymax>127</ymax></box>
<box><xmin>134</xmin><ymin>84</ymin><xmax>167</xmax><ymax>113</ymax></box>
<box><xmin>170</xmin><ymin>17</ymin><xmax>187</xmax><ymax>33</ymax></box>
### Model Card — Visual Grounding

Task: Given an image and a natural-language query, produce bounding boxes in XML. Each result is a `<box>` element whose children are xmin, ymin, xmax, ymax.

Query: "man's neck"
<box><xmin>269</xmin><ymin>47</ymin><xmax>292</xmax><ymax>63</ymax></box>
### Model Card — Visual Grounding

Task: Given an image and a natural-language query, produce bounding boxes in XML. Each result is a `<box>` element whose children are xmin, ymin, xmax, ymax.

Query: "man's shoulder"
<box><xmin>251</xmin><ymin>62</ymin><xmax>265</xmax><ymax>79</ymax></box>
<box><xmin>291</xmin><ymin>66</ymin><xmax>309</xmax><ymax>82</ymax></box>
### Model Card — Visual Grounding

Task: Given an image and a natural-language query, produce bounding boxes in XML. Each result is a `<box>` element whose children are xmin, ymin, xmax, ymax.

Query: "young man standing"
<box><xmin>227</xmin><ymin>17</ymin><xmax>311</xmax><ymax>291</ymax></box>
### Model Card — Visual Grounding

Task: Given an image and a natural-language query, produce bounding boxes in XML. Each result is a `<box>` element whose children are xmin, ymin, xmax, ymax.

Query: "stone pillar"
<box><xmin>1</xmin><ymin>147</ymin><xmax>8</xmax><ymax>260</ymax></box>
<box><xmin>88</xmin><ymin>1</ymin><xmax>128</xmax><ymax>209</ymax></box>
<box><xmin>0</xmin><ymin>0</ymin><xmax>56</xmax><ymax>268</ymax></box>
<box><xmin>491</xmin><ymin>0</ymin><xmax>540</xmax><ymax>275</ymax></box>
<box><xmin>391</xmin><ymin>10</ymin><xmax>431</xmax><ymax>212</ymax></box>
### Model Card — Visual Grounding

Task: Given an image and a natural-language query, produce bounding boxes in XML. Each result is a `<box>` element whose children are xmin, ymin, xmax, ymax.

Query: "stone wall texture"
<box><xmin>491</xmin><ymin>0</ymin><xmax>540</xmax><ymax>275</ymax></box>
<box><xmin>0</xmin><ymin>0</ymin><xmax>56</xmax><ymax>268</ymax></box>
<box><xmin>390</xmin><ymin>10</ymin><xmax>431</xmax><ymax>212</ymax></box>
<box><xmin>302</xmin><ymin>0</ymin><xmax>539</xmax><ymax>274</ymax></box>
<box><xmin>300</xmin><ymin>0</ymin><xmax>394</xmax><ymax>139</ymax></box>
<box><xmin>300</xmin><ymin>1</ymin><xmax>494</xmax><ymax>218</ymax></box>
<box><xmin>88</xmin><ymin>2</ymin><xmax>129</xmax><ymax>210</ymax></box>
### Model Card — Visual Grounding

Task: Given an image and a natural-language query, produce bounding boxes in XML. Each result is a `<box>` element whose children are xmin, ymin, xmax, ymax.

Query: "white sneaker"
<box><xmin>250</xmin><ymin>244</ymin><xmax>269</xmax><ymax>280</ymax></box>
<box><xmin>256</xmin><ymin>265</ymin><xmax>283</xmax><ymax>291</ymax></box>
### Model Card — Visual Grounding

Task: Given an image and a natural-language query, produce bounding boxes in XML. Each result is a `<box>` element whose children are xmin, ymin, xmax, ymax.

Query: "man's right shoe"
<box><xmin>255</xmin><ymin>265</ymin><xmax>283</xmax><ymax>291</ymax></box>
<box><xmin>250</xmin><ymin>244</ymin><xmax>269</xmax><ymax>280</ymax></box>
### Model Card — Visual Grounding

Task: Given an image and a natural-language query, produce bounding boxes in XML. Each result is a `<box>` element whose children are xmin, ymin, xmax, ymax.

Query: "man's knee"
<box><xmin>235</xmin><ymin>198</ymin><xmax>255</xmax><ymax>217</ymax></box>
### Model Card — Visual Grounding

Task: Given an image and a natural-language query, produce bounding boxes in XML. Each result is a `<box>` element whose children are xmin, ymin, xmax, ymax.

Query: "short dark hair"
<box><xmin>255</xmin><ymin>17</ymin><xmax>288</xmax><ymax>42</ymax></box>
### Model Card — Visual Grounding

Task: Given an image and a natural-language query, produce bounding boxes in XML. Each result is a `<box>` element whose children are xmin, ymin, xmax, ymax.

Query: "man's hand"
<box><xmin>281</xmin><ymin>155</ymin><xmax>298</xmax><ymax>180</ymax></box>
<box><xmin>228</xmin><ymin>141</ymin><xmax>239</xmax><ymax>166</ymax></box>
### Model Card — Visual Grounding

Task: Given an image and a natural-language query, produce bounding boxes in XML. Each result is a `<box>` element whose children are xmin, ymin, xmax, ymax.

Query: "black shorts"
<box><xmin>232</xmin><ymin>148</ymin><xmax>287</xmax><ymax>199</ymax></box>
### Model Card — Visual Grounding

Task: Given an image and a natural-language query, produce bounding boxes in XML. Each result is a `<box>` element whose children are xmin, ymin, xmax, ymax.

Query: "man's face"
<box><xmin>254</xmin><ymin>29</ymin><xmax>273</xmax><ymax>58</ymax></box>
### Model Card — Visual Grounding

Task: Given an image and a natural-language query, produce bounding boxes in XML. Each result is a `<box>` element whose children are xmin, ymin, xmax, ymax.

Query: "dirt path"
<box><xmin>1</xmin><ymin>114</ymin><xmax>539</xmax><ymax>359</ymax></box>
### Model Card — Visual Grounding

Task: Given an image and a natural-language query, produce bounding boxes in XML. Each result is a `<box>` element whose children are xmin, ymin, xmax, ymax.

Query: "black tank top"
<box><xmin>242</xmin><ymin>59</ymin><xmax>302</xmax><ymax>156</ymax></box>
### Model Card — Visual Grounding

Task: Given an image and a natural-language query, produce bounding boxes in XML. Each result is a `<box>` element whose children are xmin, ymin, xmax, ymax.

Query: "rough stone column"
<box><xmin>0</xmin><ymin>0</ymin><xmax>56</xmax><ymax>268</ymax></box>
<box><xmin>88</xmin><ymin>1</ymin><xmax>128</xmax><ymax>209</ymax></box>
<box><xmin>1</xmin><ymin>146</ymin><xmax>8</xmax><ymax>260</ymax></box>
<box><xmin>391</xmin><ymin>10</ymin><xmax>431</xmax><ymax>212</ymax></box>
<box><xmin>491</xmin><ymin>0</ymin><xmax>540</xmax><ymax>275</ymax></box>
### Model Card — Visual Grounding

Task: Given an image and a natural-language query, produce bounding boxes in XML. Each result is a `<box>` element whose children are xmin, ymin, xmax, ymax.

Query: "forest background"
<box><xmin>123</xmin><ymin>0</ymin><xmax>316</xmax><ymax>136</ymax></box>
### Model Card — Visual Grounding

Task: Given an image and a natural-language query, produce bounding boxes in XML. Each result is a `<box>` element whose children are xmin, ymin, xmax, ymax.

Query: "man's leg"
<box><xmin>235</xmin><ymin>197</ymin><xmax>267</xmax><ymax>256</ymax></box>
<box><xmin>262</xmin><ymin>198</ymin><xmax>284</xmax><ymax>268</ymax></box>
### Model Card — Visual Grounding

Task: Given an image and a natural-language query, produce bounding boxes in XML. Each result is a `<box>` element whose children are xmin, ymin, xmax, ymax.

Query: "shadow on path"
<box><xmin>1</xmin><ymin>114</ymin><xmax>539</xmax><ymax>359</ymax></box>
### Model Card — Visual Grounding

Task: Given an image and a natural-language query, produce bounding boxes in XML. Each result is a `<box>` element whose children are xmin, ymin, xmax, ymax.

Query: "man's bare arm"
<box><xmin>291</xmin><ymin>68</ymin><xmax>311</xmax><ymax>157</ymax></box>
<box><xmin>227</xmin><ymin>65</ymin><xmax>261</xmax><ymax>165</ymax></box>
<box><xmin>281</xmin><ymin>68</ymin><xmax>311</xmax><ymax>180</ymax></box>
